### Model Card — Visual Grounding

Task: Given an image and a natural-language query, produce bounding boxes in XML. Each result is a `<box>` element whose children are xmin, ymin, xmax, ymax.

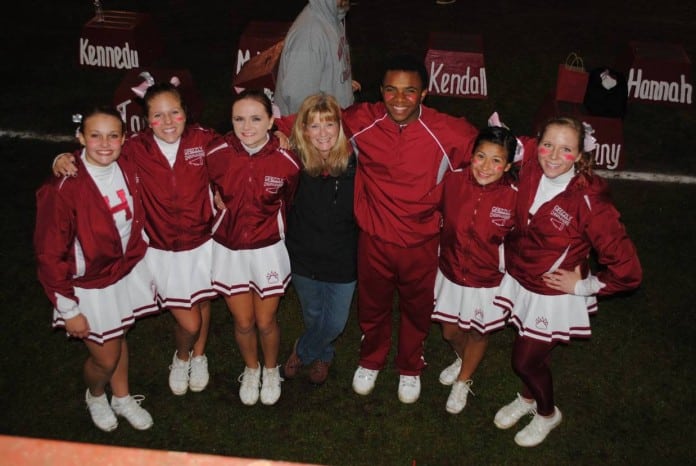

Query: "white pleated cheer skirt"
<box><xmin>432</xmin><ymin>269</ymin><xmax>508</xmax><ymax>334</ymax></box>
<box><xmin>493</xmin><ymin>273</ymin><xmax>598</xmax><ymax>343</ymax></box>
<box><xmin>144</xmin><ymin>239</ymin><xmax>217</xmax><ymax>309</ymax></box>
<box><xmin>52</xmin><ymin>258</ymin><xmax>159</xmax><ymax>345</ymax></box>
<box><xmin>212</xmin><ymin>239</ymin><xmax>291</xmax><ymax>298</ymax></box>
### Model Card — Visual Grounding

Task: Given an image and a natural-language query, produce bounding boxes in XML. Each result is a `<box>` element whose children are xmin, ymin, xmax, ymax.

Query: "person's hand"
<box><xmin>64</xmin><ymin>313</ymin><xmax>90</xmax><ymax>339</ymax></box>
<box><xmin>53</xmin><ymin>153</ymin><xmax>77</xmax><ymax>177</ymax></box>
<box><xmin>213</xmin><ymin>189</ymin><xmax>225</xmax><ymax>211</ymax></box>
<box><xmin>275</xmin><ymin>130</ymin><xmax>291</xmax><ymax>150</ymax></box>
<box><xmin>352</xmin><ymin>80</ymin><xmax>362</xmax><ymax>93</ymax></box>
<box><xmin>542</xmin><ymin>265</ymin><xmax>582</xmax><ymax>294</ymax></box>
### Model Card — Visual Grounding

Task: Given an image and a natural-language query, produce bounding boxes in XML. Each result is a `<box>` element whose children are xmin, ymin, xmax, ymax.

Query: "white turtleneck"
<box><xmin>242</xmin><ymin>134</ymin><xmax>270</xmax><ymax>155</ymax></box>
<box><xmin>529</xmin><ymin>167</ymin><xmax>575</xmax><ymax>215</ymax></box>
<box><xmin>154</xmin><ymin>135</ymin><xmax>181</xmax><ymax>168</ymax></box>
<box><xmin>82</xmin><ymin>151</ymin><xmax>133</xmax><ymax>251</ymax></box>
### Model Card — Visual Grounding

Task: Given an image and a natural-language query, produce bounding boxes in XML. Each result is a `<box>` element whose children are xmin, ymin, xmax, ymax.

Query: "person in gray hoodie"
<box><xmin>274</xmin><ymin>0</ymin><xmax>360</xmax><ymax>115</ymax></box>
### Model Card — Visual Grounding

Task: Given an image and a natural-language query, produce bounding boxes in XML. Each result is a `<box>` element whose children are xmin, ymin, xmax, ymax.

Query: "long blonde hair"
<box><xmin>291</xmin><ymin>93</ymin><xmax>351</xmax><ymax>177</ymax></box>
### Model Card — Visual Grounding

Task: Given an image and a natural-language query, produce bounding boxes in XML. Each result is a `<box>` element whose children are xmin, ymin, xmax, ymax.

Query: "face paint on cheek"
<box><xmin>538</xmin><ymin>147</ymin><xmax>550</xmax><ymax>156</ymax></box>
<box><xmin>150</xmin><ymin>121</ymin><xmax>160</xmax><ymax>127</ymax></box>
<box><xmin>495</xmin><ymin>165</ymin><xmax>503</xmax><ymax>172</ymax></box>
<box><xmin>563</xmin><ymin>153</ymin><xmax>577</xmax><ymax>161</ymax></box>
<box><xmin>175</xmin><ymin>116</ymin><xmax>185</xmax><ymax>122</ymax></box>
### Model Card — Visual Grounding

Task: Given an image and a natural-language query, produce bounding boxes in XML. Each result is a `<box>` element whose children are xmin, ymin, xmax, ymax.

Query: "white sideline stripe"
<box><xmin>595</xmin><ymin>169</ymin><xmax>696</xmax><ymax>184</ymax></box>
<box><xmin>1</xmin><ymin>129</ymin><xmax>695</xmax><ymax>184</ymax></box>
<box><xmin>0</xmin><ymin>129</ymin><xmax>75</xmax><ymax>143</ymax></box>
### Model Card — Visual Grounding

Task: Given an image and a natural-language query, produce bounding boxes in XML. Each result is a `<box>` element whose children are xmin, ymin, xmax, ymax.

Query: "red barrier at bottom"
<box><xmin>0</xmin><ymin>435</ymin><xmax>320</xmax><ymax>466</ymax></box>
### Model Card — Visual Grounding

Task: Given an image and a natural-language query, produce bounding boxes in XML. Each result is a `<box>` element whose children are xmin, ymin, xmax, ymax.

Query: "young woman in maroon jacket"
<box><xmin>36</xmin><ymin>107</ymin><xmax>158</xmax><ymax>432</ymax></box>
<box><xmin>432</xmin><ymin>125</ymin><xmax>518</xmax><ymax>415</ymax></box>
<box><xmin>52</xmin><ymin>83</ymin><xmax>219</xmax><ymax>398</ymax></box>
<box><xmin>492</xmin><ymin>116</ymin><xmax>642</xmax><ymax>447</ymax></box>
<box><xmin>206</xmin><ymin>89</ymin><xmax>300</xmax><ymax>406</ymax></box>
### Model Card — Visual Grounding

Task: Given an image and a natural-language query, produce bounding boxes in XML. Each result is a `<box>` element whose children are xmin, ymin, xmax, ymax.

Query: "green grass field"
<box><xmin>1</xmin><ymin>1</ymin><xmax>695</xmax><ymax>465</ymax></box>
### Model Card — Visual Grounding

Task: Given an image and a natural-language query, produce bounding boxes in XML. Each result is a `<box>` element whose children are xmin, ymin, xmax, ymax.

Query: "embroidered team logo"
<box><xmin>490</xmin><ymin>206</ymin><xmax>511</xmax><ymax>227</ymax></box>
<box><xmin>535</xmin><ymin>316</ymin><xmax>549</xmax><ymax>330</ymax></box>
<box><xmin>264</xmin><ymin>176</ymin><xmax>284</xmax><ymax>194</ymax></box>
<box><xmin>184</xmin><ymin>147</ymin><xmax>205</xmax><ymax>166</ymax></box>
<box><xmin>474</xmin><ymin>308</ymin><xmax>484</xmax><ymax>322</ymax></box>
<box><xmin>549</xmin><ymin>205</ymin><xmax>572</xmax><ymax>231</ymax></box>
<box><xmin>266</xmin><ymin>271</ymin><xmax>279</xmax><ymax>284</ymax></box>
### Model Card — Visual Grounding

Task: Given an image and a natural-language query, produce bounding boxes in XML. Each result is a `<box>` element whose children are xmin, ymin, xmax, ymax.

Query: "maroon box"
<box><xmin>78</xmin><ymin>11</ymin><xmax>164</xmax><ymax>70</ymax></box>
<box><xmin>424</xmin><ymin>32</ymin><xmax>487</xmax><ymax>99</ymax></box>
<box><xmin>615</xmin><ymin>41</ymin><xmax>693</xmax><ymax>107</ymax></box>
<box><xmin>534</xmin><ymin>93</ymin><xmax>625</xmax><ymax>170</ymax></box>
<box><xmin>113</xmin><ymin>68</ymin><xmax>203</xmax><ymax>135</ymax></box>
<box><xmin>234</xmin><ymin>21</ymin><xmax>291</xmax><ymax>80</ymax></box>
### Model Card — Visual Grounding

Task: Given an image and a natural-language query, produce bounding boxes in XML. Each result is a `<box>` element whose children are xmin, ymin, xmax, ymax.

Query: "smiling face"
<box><xmin>381</xmin><ymin>70</ymin><xmax>427</xmax><ymax>125</ymax></box>
<box><xmin>231</xmin><ymin>97</ymin><xmax>274</xmax><ymax>149</ymax></box>
<box><xmin>78</xmin><ymin>113</ymin><xmax>125</xmax><ymax>167</ymax></box>
<box><xmin>305</xmin><ymin>113</ymin><xmax>339</xmax><ymax>158</ymax></box>
<box><xmin>537</xmin><ymin>124</ymin><xmax>582</xmax><ymax>179</ymax></box>
<box><xmin>146</xmin><ymin>91</ymin><xmax>186</xmax><ymax>143</ymax></box>
<box><xmin>471</xmin><ymin>141</ymin><xmax>511</xmax><ymax>186</ymax></box>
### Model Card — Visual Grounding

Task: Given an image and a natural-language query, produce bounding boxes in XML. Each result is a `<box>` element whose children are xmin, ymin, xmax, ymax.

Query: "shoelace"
<box><xmin>400</xmin><ymin>377</ymin><xmax>419</xmax><ymax>388</ymax></box>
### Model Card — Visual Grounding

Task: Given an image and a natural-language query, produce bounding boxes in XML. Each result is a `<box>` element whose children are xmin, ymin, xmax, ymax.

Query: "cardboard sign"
<box><xmin>534</xmin><ymin>93</ymin><xmax>625</xmax><ymax>170</ymax></box>
<box><xmin>615</xmin><ymin>41</ymin><xmax>693</xmax><ymax>106</ymax></box>
<box><xmin>234</xmin><ymin>21</ymin><xmax>291</xmax><ymax>77</ymax></box>
<box><xmin>113</xmin><ymin>68</ymin><xmax>203</xmax><ymax>135</ymax></box>
<box><xmin>233</xmin><ymin>40</ymin><xmax>284</xmax><ymax>90</ymax></box>
<box><xmin>424</xmin><ymin>32</ymin><xmax>487</xmax><ymax>99</ymax></box>
<box><xmin>78</xmin><ymin>11</ymin><xmax>164</xmax><ymax>70</ymax></box>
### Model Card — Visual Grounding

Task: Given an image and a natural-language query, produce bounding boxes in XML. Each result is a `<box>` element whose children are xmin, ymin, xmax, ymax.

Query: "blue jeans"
<box><xmin>291</xmin><ymin>273</ymin><xmax>356</xmax><ymax>364</ymax></box>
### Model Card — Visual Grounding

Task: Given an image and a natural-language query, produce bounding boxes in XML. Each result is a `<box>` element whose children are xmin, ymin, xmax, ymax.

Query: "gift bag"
<box><xmin>583</xmin><ymin>67</ymin><xmax>628</xmax><ymax>118</ymax></box>
<box><xmin>555</xmin><ymin>52</ymin><xmax>589</xmax><ymax>103</ymax></box>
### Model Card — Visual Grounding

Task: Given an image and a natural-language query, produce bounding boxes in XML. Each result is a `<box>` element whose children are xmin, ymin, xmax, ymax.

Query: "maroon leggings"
<box><xmin>511</xmin><ymin>335</ymin><xmax>558</xmax><ymax>416</ymax></box>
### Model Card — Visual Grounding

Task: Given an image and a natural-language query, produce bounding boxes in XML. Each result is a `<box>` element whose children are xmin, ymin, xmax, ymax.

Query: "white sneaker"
<box><xmin>238</xmin><ymin>364</ymin><xmax>261</xmax><ymax>405</ymax></box>
<box><xmin>110</xmin><ymin>395</ymin><xmax>154</xmax><ymax>430</ymax></box>
<box><xmin>85</xmin><ymin>389</ymin><xmax>117</xmax><ymax>432</ymax></box>
<box><xmin>514</xmin><ymin>407</ymin><xmax>562</xmax><ymax>447</ymax></box>
<box><xmin>397</xmin><ymin>375</ymin><xmax>421</xmax><ymax>404</ymax></box>
<box><xmin>352</xmin><ymin>366</ymin><xmax>379</xmax><ymax>395</ymax></box>
<box><xmin>189</xmin><ymin>354</ymin><xmax>209</xmax><ymax>392</ymax></box>
<box><xmin>168</xmin><ymin>351</ymin><xmax>190</xmax><ymax>396</ymax></box>
<box><xmin>494</xmin><ymin>393</ymin><xmax>537</xmax><ymax>429</ymax></box>
<box><xmin>445</xmin><ymin>379</ymin><xmax>474</xmax><ymax>414</ymax></box>
<box><xmin>438</xmin><ymin>356</ymin><xmax>462</xmax><ymax>386</ymax></box>
<box><xmin>260</xmin><ymin>366</ymin><xmax>282</xmax><ymax>405</ymax></box>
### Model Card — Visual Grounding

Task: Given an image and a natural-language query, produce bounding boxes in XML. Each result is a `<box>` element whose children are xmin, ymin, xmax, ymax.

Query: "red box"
<box><xmin>615</xmin><ymin>41</ymin><xmax>693</xmax><ymax>107</ymax></box>
<box><xmin>113</xmin><ymin>68</ymin><xmax>203</xmax><ymax>135</ymax></box>
<box><xmin>424</xmin><ymin>33</ymin><xmax>487</xmax><ymax>99</ymax></box>
<box><xmin>234</xmin><ymin>21</ymin><xmax>291</xmax><ymax>78</ymax></box>
<box><xmin>78</xmin><ymin>11</ymin><xmax>164</xmax><ymax>70</ymax></box>
<box><xmin>534</xmin><ymin>93</ymin><xmax>625</xmax><ymax>170</ymax></box>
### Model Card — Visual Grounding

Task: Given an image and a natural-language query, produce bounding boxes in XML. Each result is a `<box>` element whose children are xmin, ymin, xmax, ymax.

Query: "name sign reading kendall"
<box><xmin>78</xmin><ymin>11</ymin><xmax>163</xmax><ymax>70</ymax></box>
<box><xmin>616</xmin><ymin>41</ymin><xmax>693</xmax><ymax>106</ymax></box>
<box><xmin>425</xmin><ymin>32</ymin><xmax>487</xmax><ymax>99</ymax></box>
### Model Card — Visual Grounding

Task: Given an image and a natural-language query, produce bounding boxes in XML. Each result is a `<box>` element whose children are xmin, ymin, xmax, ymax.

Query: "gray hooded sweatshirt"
<box><xmin>274</xmin><ymin>0</ymin><xmax>353</xmax><ymax>115</ymax></box>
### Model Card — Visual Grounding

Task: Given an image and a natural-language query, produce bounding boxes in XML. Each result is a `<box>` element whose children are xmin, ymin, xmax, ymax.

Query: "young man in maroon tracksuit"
<box><xmin>342</xmin><ymin>55</ymin><xmax>479</xmax><ymax>403</ymax></box>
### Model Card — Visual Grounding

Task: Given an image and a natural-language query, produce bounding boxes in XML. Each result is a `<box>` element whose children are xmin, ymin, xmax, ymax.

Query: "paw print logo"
<box><xmin>266</xmin><ymin>271</ymin><xmax>279</xmax><ymax>284</ymax></box>
<box><xmin>474</xmin><ymin>308</ymin><xmax>483</xmax><ymax>321</ymax></box>
<box><xmin>535</xmin><ymin>316</ymin><xmax>548</xmax><ymax>330</ymax></box>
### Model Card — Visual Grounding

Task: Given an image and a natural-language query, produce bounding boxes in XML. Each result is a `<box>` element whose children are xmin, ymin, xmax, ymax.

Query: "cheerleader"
<box><xmin>35</xmin><ymin>106</ymin><xmax>158</xmax><ymax>431</ymax></box>
<box><xmin>492</xmin><ymin>116</ymin><xmax>642</xmax><ymax>447</ymax></box>
<box><xmin>206</xmin><ymin>89</ymin><xmax>300</xmax><ymax>406</ymax></box>
<box><xmin>432</xmin><ymin>124</ymin><xmax>518</xmax><ymax>414</ymax></box>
